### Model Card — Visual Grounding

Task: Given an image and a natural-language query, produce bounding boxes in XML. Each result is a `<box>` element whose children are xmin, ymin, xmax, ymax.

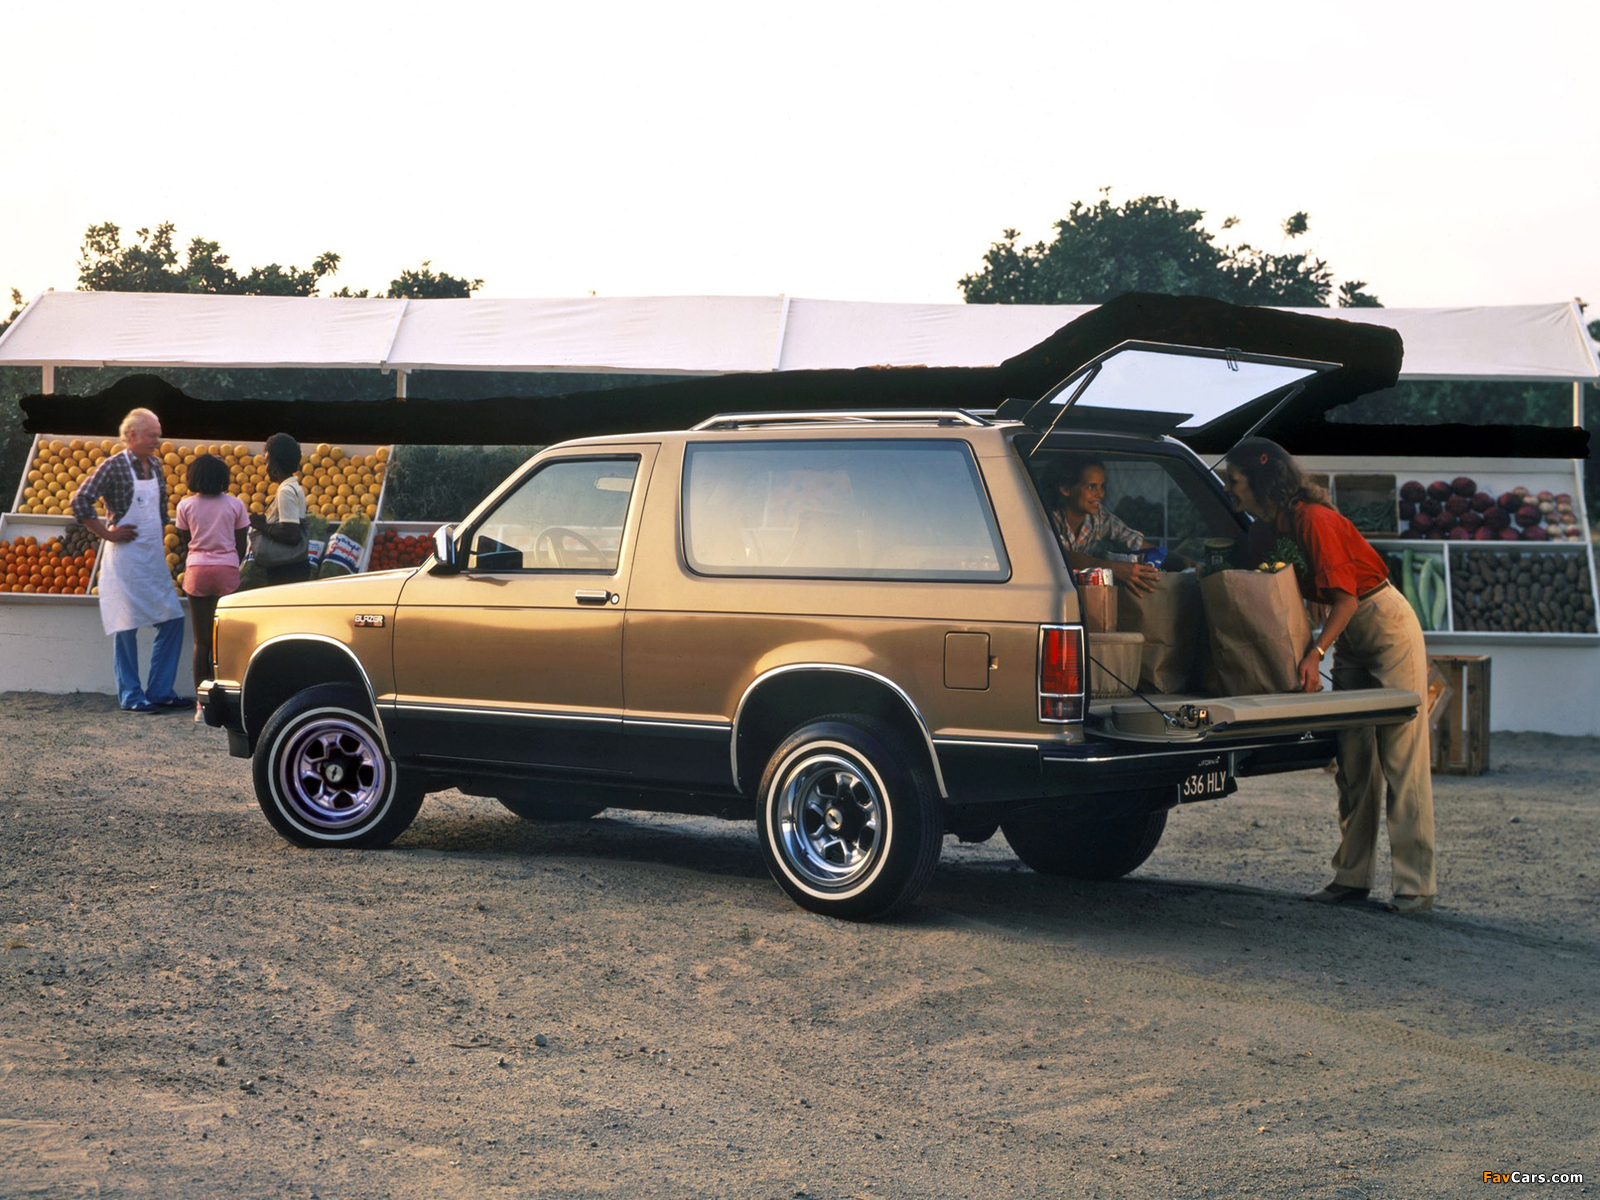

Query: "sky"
<box><xmin>3</xmin><ymin>1</ymin><xmax>1597</xmax><ymax>316</ymax></box>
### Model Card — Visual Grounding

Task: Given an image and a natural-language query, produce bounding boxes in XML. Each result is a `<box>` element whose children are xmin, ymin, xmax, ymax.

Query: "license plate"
<box><xmin>1179</xmin><ymin>756</ymin><xmax>1235</xmax><ymax>802</ymax></box>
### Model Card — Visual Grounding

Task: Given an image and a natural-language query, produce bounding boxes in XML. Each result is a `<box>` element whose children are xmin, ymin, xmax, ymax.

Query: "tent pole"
<box><xmin>772</xmin><ymin>295</ymin><xmax>792</xmax><ymax>370</ymax></box>
<box><xmin>396</xmin><ymin>370</ymin><xmax>407</xmax><ymax>400</ymax></box>
<box><xmin>42</xmin><ymin>365</ymin><xmax>54</xmax><ymax>395</ymax></box>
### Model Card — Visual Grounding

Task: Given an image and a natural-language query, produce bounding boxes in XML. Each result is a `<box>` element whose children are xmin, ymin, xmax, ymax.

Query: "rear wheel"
<box><xmin>1001</xmin><ymin>800</ymin><xmax>1168</xmax><ymax>881</ymax></box>
<box><xmin>757</xmin><ymin>715</ymin><xmax>942</xmax><ymax>920</ymax></box>
<box><xmin>253</xmin><ymin>684</ymin><xmax>424</xmax><ymax>848</ymax></box>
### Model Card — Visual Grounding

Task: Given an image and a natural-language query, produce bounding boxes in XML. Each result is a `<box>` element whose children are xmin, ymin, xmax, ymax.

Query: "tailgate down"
<box><xmin>1088</xmin><ymin>686</ymin><xmax>1420</xmax><ymax>744</ymax></box>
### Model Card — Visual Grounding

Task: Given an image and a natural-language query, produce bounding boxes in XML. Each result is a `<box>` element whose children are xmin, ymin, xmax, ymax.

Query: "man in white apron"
<box><xmin>70</xmin><ymin>408</ymin><xmax>187</xmax><ymax>712</ymax></box>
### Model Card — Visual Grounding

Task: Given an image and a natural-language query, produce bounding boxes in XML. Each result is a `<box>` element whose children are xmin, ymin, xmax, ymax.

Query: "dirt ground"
<box><xmin>2</xmin><ymin>691</ymin><xmax>1596</xmax><ymax>1200</ymax></box>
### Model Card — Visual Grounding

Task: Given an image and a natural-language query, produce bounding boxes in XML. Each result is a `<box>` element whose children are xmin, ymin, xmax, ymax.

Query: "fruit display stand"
<box><xmin>0</xmin><ymin>511</ymin><xmax>111</xmax><ymax>693</ymax></box>
<box><xmin>1</xmin><ymin>433</ymin><xmax>393</xmax><ymax>694</ymax></box>
<box><xmin>361</xmin><ymin>521</ymin><xmax>439</xmax><ymax>573</ymax></box>
<box><xmin>1299</xmin><ymin>455</ymin><xmax>1600</xmax><ymax>737</ymax></box>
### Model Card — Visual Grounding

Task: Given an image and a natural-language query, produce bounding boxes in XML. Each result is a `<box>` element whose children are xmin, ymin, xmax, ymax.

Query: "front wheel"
<box><xmin>1001</xmin><ymin>801</ymin><xmax>1168</xmax><ymax>881</ymax></box>
<box><xmin>253</xmin><ymin>684</ymin><xmax>424</xmax><ymax>848</ymax></box>
<box><xmin>757</xmin><ymin>715</ymin><xmax>942</xmax><ymax>920</ymax></box>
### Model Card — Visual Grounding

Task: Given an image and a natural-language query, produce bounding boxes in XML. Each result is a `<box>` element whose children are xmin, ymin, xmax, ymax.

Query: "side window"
<box><xmin>683</xmin><ymin>440</ymin><xmax>1008</xmax><ymax>581</ymax></box>
<box><xmin>1032</xmin><ymin>450</ymin><xmax>1239</xmax><ymax>559</ymax></box>
<box><xmin>465</xmin><ymin>457</ymin><xmax>638</xmax><ymax>572</ymax></box>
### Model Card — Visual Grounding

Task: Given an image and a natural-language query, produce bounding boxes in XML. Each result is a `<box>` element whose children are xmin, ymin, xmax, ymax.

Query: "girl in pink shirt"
<box><xmin>175</xmin><ymin>454</ymin><xmax>250</xmax><ymax>716</ymax></box>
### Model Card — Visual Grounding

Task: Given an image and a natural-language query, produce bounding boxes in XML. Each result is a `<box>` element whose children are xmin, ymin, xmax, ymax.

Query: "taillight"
<box><xmin>1038</xmin><ymin>624</ymin><xmax>1085</xmax><ymax>722</ymax></box>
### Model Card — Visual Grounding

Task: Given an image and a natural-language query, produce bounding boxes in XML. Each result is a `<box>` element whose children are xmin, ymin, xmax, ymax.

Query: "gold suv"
<box><xmin>201</xmin><ymin>301</ymin><xmax>1419</xmax><ymax>918</ymax></box>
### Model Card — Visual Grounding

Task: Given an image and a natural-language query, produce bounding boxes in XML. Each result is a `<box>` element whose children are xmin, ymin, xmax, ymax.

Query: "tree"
<box><xmin>0</xmin><ymin>223</ymin><xmax>489</xmax><ymax>491</ymax></box>
<box><xmin>386</xmin><ymin>261</ymin><xmax>483</xmax><ymax>299</ymax></box>
<box><xmin>958</xmin><ymin>189</ymin><xmax>1381</xmax><ymax>308</ymax></box>
<box><xmin>332</xmin><ymin>261</ymin><xmax>484</xmax><ymax>299</ymax></box>
<box><xmin>77</xmin><ymin>222</ymin><xmax>341</xmax><ymax>296</ymax></box>
<box><xmin>69</xmin><ymin>221</ymin><xmax>482</xmax><ymax>301</ymax></box>
<box><xmin>332</xmin><ymin>262</ymin><xmax>484</xmax><ymax>299</ymax></box>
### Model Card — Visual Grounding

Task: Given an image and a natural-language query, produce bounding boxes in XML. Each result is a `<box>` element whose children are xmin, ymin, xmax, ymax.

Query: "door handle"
<box><xmin>574</xmin><ymin>590</ymin><xmax>617</xmax><ymax>605</ymax></box>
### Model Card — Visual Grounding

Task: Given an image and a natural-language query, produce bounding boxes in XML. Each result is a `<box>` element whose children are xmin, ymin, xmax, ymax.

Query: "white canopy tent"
<box><xmin>1</xmin><ymin>292</ymin><xmax>1595</xmax><ymax>398</ymax></box>
<box><xmin>3</xmin><ymin>290</ymin><xmax>1597</xmax><ymax>733</ymax></box>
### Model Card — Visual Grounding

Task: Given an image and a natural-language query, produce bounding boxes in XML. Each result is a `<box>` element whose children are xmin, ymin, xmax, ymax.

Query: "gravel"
<box><xmin>3</xmin><ymin>691</ymin><xmax>1597</xmax><ymax>1198</ymax></box>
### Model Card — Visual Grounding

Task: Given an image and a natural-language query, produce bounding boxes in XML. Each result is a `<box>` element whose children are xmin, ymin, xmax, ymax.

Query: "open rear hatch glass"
<box><xmin>992</xmin><ymin>293</ymin><xmax>1404</xmax><ymax>450</ymax></box>
<box><xmin>1088</xmin><ymin>687</ymin><xmax>1420</xmax><ymax>745</ymax></box>
<box><xmin>1005</xmin><ymin>341</ymin><xmax>1341</xmax><ymax>442</ymax></box>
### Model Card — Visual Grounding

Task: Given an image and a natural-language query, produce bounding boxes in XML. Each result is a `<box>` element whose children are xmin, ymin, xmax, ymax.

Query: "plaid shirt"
<box><xmin>1055</xmin><ymin>506</ymin><xmax>1144</xmax><ymax>557</ymax></box>
<box><xmin>71</xmin><ymin>450</ymin><xmax>169</xmax><ymax>527</ymax></box>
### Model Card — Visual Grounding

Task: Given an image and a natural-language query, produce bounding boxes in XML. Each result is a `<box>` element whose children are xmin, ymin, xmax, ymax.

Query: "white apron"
<box><xmin>98</xmin><ymin>469</ymin><xmax>184</xmax><ymax>636</ymax></box>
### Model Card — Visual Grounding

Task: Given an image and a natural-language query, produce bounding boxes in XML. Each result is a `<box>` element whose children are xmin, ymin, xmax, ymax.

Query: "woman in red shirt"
<box><xmin>1220</xmin><ymin>438</ymin><xmax>1435</xmax><ymax>915</ymax></box>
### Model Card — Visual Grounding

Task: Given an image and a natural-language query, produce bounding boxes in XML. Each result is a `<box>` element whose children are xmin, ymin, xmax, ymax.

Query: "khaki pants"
<box><xmin>1329</xmin><ymin>584</ymin><xmax>1436</xmax><ymax>897</ymax></box>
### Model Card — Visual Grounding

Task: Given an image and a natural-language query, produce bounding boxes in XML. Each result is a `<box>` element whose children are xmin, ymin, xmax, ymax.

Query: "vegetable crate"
<box><xmin>1332</xmin><ymin>472</ymin><xmax>1399</xmax><ymax>537</ymax></box>
<box><xmin>1428</xmin><ymin>654</ymin><xmax>1490</xmax><ymax>776</ymax></box>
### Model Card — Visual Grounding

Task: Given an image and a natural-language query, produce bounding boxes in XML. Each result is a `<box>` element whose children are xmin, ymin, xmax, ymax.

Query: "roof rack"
<box><xmin>690</xmin><ymin>409</ymin><xmax>992</xmax><ymax>431</ymax></box>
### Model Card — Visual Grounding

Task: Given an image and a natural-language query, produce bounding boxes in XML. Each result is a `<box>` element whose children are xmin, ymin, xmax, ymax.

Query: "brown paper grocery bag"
<box><xmin>1077</xmin><ymin>583</ymin><xmax>1118</xmax><ymax>633</ymax></box>
<box><xmin>1199</xmin><ymin>568</ymin><xmax>1312</xmax><ymax>695</ymax></box>
<box><xmin>1118</xmin><ymin>570</ymin><xmax>1203</xmax><ymax>693</ymax></box>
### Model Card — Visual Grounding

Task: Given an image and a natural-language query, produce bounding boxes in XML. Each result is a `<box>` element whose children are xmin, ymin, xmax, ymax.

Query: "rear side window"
<box><xmin>1030</xmin><ymin>448</ymin><xmax>1240</xmax><ymax>560</ymax></box>
<box><xmin>683</xmin><ymin>440</ymin><xmax>1008</xmax><ymax>581</ymax></box>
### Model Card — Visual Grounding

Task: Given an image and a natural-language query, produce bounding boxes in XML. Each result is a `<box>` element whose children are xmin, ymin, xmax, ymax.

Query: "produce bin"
<box><xmin>1299</xmin><ymin>456</ymin><xmax>1599</xmax><ymax>643</ymax></box>
<box><xmin>0</xmin><ymin>512</ymin><xmax>102</xmax><ymax>598</ymax></box>
<box><xmin>362</xmin><ymin>521</ymin><xmax>441</xmax><ymax>572</ymax></box>
<box><xmin>1296</xmin><ymin>454</ymin><xmax>1597</xmax><ymax>737</ymax></box>
<box><xmin>6</xmin><ymin>433</ymin><xmax>393</xmax><ymax>594</ymax></box>
<box><xmin>1332</xmin><ymin>472</ymin><xmax>1399</xmax><ymax>536</ymax></box>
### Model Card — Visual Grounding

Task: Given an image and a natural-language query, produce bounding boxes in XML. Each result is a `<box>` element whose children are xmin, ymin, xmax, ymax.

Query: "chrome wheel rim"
<box><xmin>773</xmin><ymin>751</ymin><xmax>885</xmax><ymax>891</ymax></box>
<box><xmin>275</xmin><ymin>712</ymin><xmax>389</xmax><ymax>832</ymax></box>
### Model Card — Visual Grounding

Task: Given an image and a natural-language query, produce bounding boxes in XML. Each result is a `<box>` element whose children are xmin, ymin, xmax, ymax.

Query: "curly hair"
<box><xmin>1222</xmin><ymin>438</ymin><xmax>1330</xmax><ymax>512</ymax></box>
<box><xmin>264</xmin><ymin>432</ymin><xmax>302</xmax><ymax>477</ymax></box>
<box><xmin>185</xmin><ymin>453</ymin><xmax>230</xmax><ymax>496</ymax></box>
<box><xmin>119</xmin><ymin>407</ymin><xmax>159</xmax><ymax>440</ymax></box>
<box><xmin>1039</xmin><ymin>453</ymin><xmax>1107</xmax><ymax>498</ymax></box>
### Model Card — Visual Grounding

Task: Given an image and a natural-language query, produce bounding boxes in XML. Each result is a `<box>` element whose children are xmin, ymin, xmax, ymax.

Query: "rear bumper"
<box><xmin>936</xmin><ymin>730</ymin><xmax>1341</xmax><ymax>809</ymax></box>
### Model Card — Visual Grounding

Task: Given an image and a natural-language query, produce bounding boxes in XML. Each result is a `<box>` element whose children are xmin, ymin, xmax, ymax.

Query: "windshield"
<box><xmin>1041</xmin><ymin>342</ymin><xmax>1336</xmax><ymax>429</ymax></box>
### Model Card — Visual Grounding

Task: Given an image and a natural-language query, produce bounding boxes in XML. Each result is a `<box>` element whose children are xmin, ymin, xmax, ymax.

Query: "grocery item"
<box><xmin>1400</xmin><ymin>477</ymin><xmax>1588</xmax><ymax>542</ymax></box>
<box><xmin>19</xmin><ymin>437</ymin><xmax>388</xmax><ymax>529</ymax></box>
<box><xmin>0</xmin><ymin>534</ymin><xmax>95</xmax><ymax>594</ymax></box>
<box><xmin>1448</xmin><ymin>549</ymin><xmax>1597</xmax><ymax>633</ymax></box>
<box><xmin>1201</xmin><ymin>567</ymin><xmax>1313</xmax><ymax>694</ymax></box>
<box><xmin>318</xmin><ymin>514</ymin><xmax>371</xmax><ymax>577</ymax></box>
<box><xmin>303</xmin><ymin>513</ymin><xmax>331</xmax><ymax>571</ymax></box>
<box><xmin>369</xmin><ymin>529</ymin><xmax>434</xmax><ymax>570</ymax></box>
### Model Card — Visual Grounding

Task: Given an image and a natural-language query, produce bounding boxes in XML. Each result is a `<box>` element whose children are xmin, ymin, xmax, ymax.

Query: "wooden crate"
<box><xmin>1429</xmin><ymin>655</ymin><xmax>1490</xmax><ymax>775</ymax></box>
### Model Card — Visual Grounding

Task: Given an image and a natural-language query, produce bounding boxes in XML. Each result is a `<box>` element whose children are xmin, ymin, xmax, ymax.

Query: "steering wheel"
<box><xmin>533</xmin><ymin>526</ymin><xmax>604</xmax><ymax>568</ymax></box>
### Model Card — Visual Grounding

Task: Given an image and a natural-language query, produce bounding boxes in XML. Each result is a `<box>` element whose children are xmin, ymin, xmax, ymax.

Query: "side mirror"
<box><xmin>431</xmin><ymin>524</ymin><xmax>460</xmax><ymax>573</ymax></box>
